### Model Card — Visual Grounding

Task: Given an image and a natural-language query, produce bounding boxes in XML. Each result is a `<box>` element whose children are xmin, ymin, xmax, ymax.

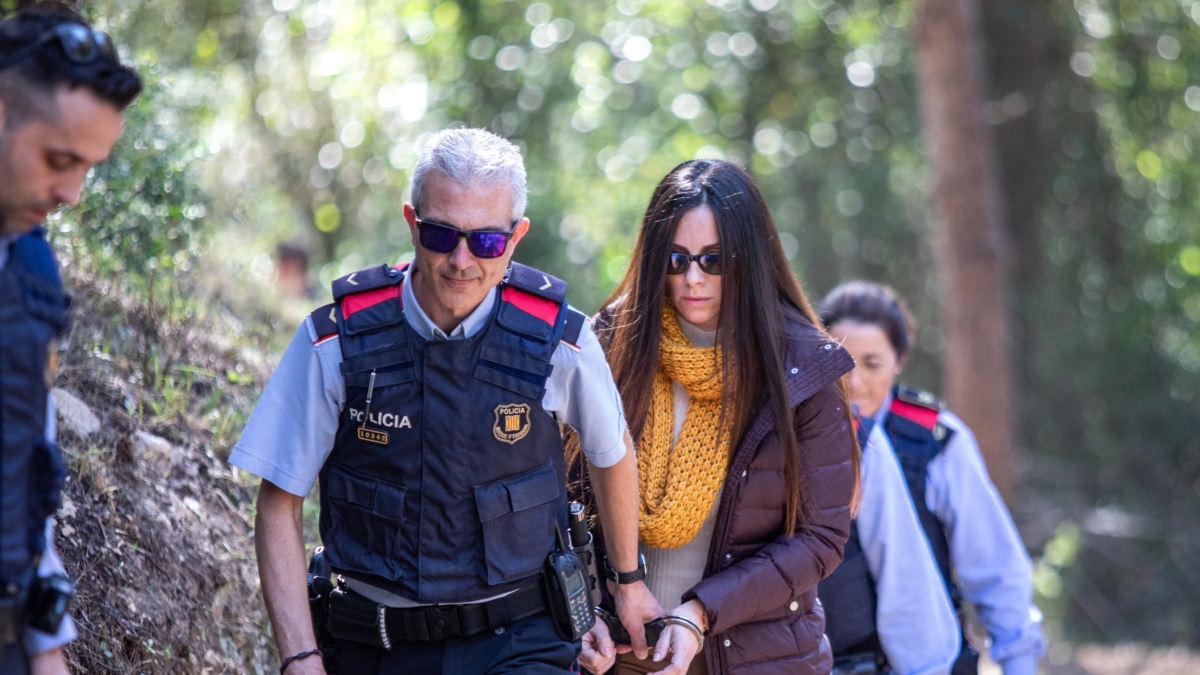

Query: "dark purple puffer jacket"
<box><xmin>679</xmin><ymin>312</ymin><xmax>857</xmax><ymax>674</ymax></box>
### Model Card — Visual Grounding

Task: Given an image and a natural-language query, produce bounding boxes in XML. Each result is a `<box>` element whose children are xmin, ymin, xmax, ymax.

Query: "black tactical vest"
<box><xmin>0</xmin><ymin>230</ymin><xmax>69</xmax><ymax>591</ymax></box>
<box><xmin>818</xmin><ymin>416</ymin><xmax>880</xmax><ymax>658</ymax></box>
<box><xmin>315</xmin><ymin>262</ymin><xmax>586</xmax><ymax>603</ymax></box>
<box><xmin>885</xmin><ymin>386</ymin><xmax>959</xmax><ymax>606</ymax></box>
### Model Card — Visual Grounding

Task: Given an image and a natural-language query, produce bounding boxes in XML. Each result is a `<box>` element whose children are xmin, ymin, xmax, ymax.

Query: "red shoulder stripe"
<box><xmin>502</xmin><ymin>285</ymin><xmax>559</xmax><ymax>326</ymax></box>
<box><xmin>890</xmin><ymin>398</ymin><xmax>939</xmax><ymax>430</ymax></box>
<box><xmin>341</xmin><ymin>284</ymin><xmax>402</xmax><ymax>320</ymax></box>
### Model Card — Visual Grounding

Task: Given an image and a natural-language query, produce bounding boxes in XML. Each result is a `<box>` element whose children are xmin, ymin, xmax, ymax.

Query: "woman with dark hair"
<box><xmin>819</xmin><ymin>281</ymin><xmax>1046</xmax><ymax>675</ymax></box>
<box><xmin>575</xmin><ymin>159</ymin><xmax>859</xmax><ymax>674</ymax></box>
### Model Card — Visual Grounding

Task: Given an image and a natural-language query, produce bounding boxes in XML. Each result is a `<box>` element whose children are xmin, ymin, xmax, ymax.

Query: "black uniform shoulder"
<box><xmin>10</xmin><ymin>228</ymin><xmax>71</xmax><ymax>331</ymax></box>
<box><xmin>890</xmin><ymin>385</ymin><xmax>953</xmax><ymax>442</ymax></box>
<box><xmin>331</xmin><ymin>263</ymin><xmax>404</xmax><ymax>301</ymax></box>
<box><xmin>894</xmin><ymin>385</ymin><xmax>944</xmax><ymax>412</ymax></box>
<box><xmin>504</xmin><ymin>262</ymin><xmax>566</xmax><ymax>304</ymax></box>
<box><xmin>309</xmin><ymin>303</ymin><xmax>338</xmax><ymax>343</ymax></box>
<box><xmin>560</xmin><ymin>305</ymin><xmax>589</xmax><ymax>349</ymax></box>
<box><xmin>11</xmin><ymin>228</ymin><xmax>62</xmax><ymax>285</ymax></box>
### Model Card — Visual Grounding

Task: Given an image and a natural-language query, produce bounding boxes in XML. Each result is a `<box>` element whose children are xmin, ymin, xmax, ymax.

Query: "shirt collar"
<box><xmin>400</xmin><ymin>263</ymin><xmax>497</xmax><ymax>341</ymax></box>
<box><xmin>871</xmin><ymin>389</ymin><xmax>895</xmax><ymax>427</ymax></box>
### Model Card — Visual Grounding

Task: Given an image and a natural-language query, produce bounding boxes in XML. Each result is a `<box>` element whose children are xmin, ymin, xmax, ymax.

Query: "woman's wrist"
<box><xmin>675</xmin><ymin>598</ymin><xmax>709</xmax><ymax>634</ymax></box>
<box><xmin>661</xmin><ymin>615</ymin><xmax>704</xmax><ymax>651</ymax></box>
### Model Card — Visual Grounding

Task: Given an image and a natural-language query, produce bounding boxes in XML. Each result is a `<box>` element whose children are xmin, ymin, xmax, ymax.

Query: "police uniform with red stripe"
<box><xmin>877</xmin><ymin>386</ymin><xmax>1046</xmax><ymax>675</ymax></box>
<box><xmin>230</xmin><ymin>259</ymin><xmax>621</xmax><ymax>674</ymax></box>
<box><xmin>819</xmin><ymin>414</ymin><xmax>960</xmax><ymax>675</ymax></box>
<box><xmin>316</xmin><ymin>261</ymin><xmax>585</xmax><ymax>603</ymax></box>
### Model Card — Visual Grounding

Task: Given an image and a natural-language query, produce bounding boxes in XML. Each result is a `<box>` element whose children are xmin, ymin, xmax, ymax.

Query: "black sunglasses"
<box><xmin>667</xmin><ymin>251</ymin><xmax>723</xmax><ymax>275</ymax></box>
<box><xmin>0</xmin><ymin>22</ymin><xmax>116</xmax><ymax>72</ymax></box>
<box><xmin>415</xmin><ymin>217</ymin><xmax>517</xmax><ymax>259</ymax></box>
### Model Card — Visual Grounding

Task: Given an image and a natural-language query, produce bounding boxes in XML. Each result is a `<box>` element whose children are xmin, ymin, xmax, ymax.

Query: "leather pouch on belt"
<box><xmin>327</xmin><ymin>587</ymin><xmax>390</xmax><ymax>649</ymax></box>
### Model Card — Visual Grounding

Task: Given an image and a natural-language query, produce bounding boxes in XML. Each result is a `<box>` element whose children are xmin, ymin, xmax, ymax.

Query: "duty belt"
<box><xmin>331</xmin><ymin>582</ymin><xmax>548</xmax><ymax>646</ymax></box>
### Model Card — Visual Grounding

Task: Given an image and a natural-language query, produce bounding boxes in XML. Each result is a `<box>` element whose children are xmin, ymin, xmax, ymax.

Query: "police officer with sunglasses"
<box><xmin>0</xmin><ymin>4</ymin><xmax>142</xmax><ymax>674</ymax></box>
<box><xmin>231</xmin><ymin>128</ymin><xmax>664</xmax><ymax>674</ymax></box>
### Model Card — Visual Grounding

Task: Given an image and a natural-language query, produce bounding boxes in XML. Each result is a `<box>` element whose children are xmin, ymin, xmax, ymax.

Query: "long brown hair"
<box><xmin>599</xmin><ymin>159</ymin><xmax>852</xmax><ymax>533</ymax></box>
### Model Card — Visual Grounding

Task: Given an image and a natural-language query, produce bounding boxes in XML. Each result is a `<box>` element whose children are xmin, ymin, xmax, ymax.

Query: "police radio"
<box><xmin>544</xmin><ymin>506</ymin><xmax>596</xmax><ymax>641</ymax></box>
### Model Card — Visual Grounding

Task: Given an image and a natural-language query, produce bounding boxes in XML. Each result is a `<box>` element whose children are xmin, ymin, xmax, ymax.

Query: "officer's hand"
<box><xmin>579</xmin><ymin>615</ymin><xmax>617</xmax><ymax>674</ymax></box>
<box><xmin>611</xmin><ymin>580</ymin><xmax>665</xmax><ymax>661</ymax></box>
<box><xmin>30</xmin><ymin>647</ymin><xmax>70</xmax><ymax>675</ymax></box>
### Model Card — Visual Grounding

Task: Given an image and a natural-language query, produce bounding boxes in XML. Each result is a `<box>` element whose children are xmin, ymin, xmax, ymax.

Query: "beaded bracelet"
<box><xmin>662</xmin><ymin>615</ymin><xmax>705</xmax><ymax>651</ymax></box>
<box><xmin>279</xmin><ymin>648</ymin><xmax>322</xmax><ymax>673</ymax></box>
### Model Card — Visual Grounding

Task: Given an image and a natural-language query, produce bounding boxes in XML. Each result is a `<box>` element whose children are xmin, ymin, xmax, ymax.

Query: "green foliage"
<box><xmin>58</xmin><ymin>0</ymin><xmax>1200</xmax><ymax>652</ymax></box>
<box><xmin>53</xmin><ymin>62</ymin><xmax>211</xmax><ymax>301</ymax></box>
<box><xmin>1016</xmin><ymin>0</ymin><xmax>1200</xmax><ymax>645</ymax></box>
<box><xmin>100</xmin><ymin>0</ymin><xmax>938</xmax><ymax>327</ymax></box>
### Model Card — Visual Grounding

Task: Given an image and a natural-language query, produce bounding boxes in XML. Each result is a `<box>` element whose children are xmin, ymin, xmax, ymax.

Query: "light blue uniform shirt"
<box><xmin>857</xmin><ymin>423</ymin><xmax>959</xmax><ymax>675</ymax></box>
<box><xmin>874</xmin><ymin>392</ymin><xmax>1047</xmax><ymax>675</ymax></box>
<box><xmin>230</xmin><ymin>263</ymin><xmax>629</xmax><ymax>497</ymax></box>
<box><xmin>0</xmin><ymin>234</ymin><xmax>79</xmax><ymax>654</ymax></box>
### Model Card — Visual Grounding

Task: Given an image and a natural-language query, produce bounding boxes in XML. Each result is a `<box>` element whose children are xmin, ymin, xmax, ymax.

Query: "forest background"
<box><xmin>21</xmin><ymin>0</ymin><xmax>1200</xmax><ymax>672</ymax></box>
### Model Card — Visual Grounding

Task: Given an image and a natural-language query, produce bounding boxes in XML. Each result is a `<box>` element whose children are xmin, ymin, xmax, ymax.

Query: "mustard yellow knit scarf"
<box><xmin>637</xmin><ymin>306</ymin><xmax>731</xmax><ymax>549</ymax></box>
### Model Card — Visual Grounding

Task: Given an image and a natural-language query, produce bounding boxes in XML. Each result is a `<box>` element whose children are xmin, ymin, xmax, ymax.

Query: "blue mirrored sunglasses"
<box><xmin>415</xmin><ymin>218</ymin><xmax>517</xmax><ymax>259</ymax></box>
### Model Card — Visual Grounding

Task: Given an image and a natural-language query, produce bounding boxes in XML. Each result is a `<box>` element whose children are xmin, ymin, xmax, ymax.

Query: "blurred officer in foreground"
<box><xmin>231</xmin><ymin>127</ymin><xmax>660</xmax><ymax>674</ymax></box>
<box><xmin>0</xmin><ymin>3</ymin><xmax>142</xmax><ymax>674</ymax></box>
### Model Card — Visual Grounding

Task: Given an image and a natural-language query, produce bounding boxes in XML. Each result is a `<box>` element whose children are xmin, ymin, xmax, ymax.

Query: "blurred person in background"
<box><xmin>819</xmin><ymin>280</ymin><xmax>1046</xmax><ymax>675</ymax></box>
<box><xmin>0</xmin><ymin>4</ymin><xmax>141</xmax><ymax>674</ymax></box>
<box><xmin>574</xmin><ymin>159</ymin><xmax>859</xmax><ymax>675</ymax></box>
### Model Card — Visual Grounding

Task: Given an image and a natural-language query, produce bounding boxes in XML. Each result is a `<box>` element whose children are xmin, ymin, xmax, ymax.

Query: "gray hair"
<box><xmin>410</xmin><ymin>128</ymin><xmax>528</xmax><ymax>221</ymax></box>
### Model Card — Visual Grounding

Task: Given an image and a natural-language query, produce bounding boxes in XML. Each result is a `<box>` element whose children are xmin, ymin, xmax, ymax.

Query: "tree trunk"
<box><xmin>913</xmin><ymin>0</ymin><xmax>1015</xmax><ymax>500</ymax></box>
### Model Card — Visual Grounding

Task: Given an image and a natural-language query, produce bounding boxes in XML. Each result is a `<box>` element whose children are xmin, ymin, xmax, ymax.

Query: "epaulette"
<box><xmin>332</xmin><ymin>263</ymin><xmax>405</xmax><ymax>320</ymax></box>
<box><xmin>332</xmin><ymin>263</ymin><xmax>404</xmax><ymax>301</ymax></box>
<box><xmin>505</xmin><ymin>262</ymin><xmax>567</xmax><ymax>303</ymax></box>
<box><xmin>560</xmin><ymin>307</ymin><xmax>588</xmax><ymax>351</ymax></box>
<box><xmin>498</xmin><ymin>263</ymin><xmax>567</xmax><ymax>342</ymax></box>
<box><xmin>310</xmin><ymin>303</ymin><xmax>338</xmax><ymax>344</ymax></box>
<box><xmin>890</xmin><ymin>385</ymin><xmax>951</xmax><ymax>440</ymax></box>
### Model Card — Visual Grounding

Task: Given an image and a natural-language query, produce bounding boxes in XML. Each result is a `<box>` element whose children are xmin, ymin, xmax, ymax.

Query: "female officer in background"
<box><xmin>819</xmin><ymin>280</ymin><xmax>1046</xmax><ymax>675</ymax></box>
<box><xmin>818</xmin><ymin>414</ymin><xmax>960</xmax><ymax>675</ymax></box>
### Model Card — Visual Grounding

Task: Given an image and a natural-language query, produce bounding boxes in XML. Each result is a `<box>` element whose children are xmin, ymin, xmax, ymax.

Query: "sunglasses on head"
<box><xmin>415</xmin><ymin>217</ymin><xmax>517</xmax><ymax>259</ymax></box>
<box><xmin>667</xmin><ymin>251</ymin><xmax>723</xmax><ymax>275</ymax></box>
<box><xmin>0</xmin><ymin>22</ymin><xmax>117</xmax><ymax>72</ymax></box>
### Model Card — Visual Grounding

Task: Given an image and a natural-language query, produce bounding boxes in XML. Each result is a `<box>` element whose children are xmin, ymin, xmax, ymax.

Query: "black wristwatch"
<box><xmin>603</xmin><ymin>554</ymin><xmax>647</xmax><ymax>584</ymax></box>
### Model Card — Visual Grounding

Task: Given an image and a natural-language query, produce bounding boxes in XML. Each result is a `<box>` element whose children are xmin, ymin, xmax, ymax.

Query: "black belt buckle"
<box><xmin>425</xmin><ymin>605</ymin><xmax>463</xmax><ymax>640</ymax></box>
